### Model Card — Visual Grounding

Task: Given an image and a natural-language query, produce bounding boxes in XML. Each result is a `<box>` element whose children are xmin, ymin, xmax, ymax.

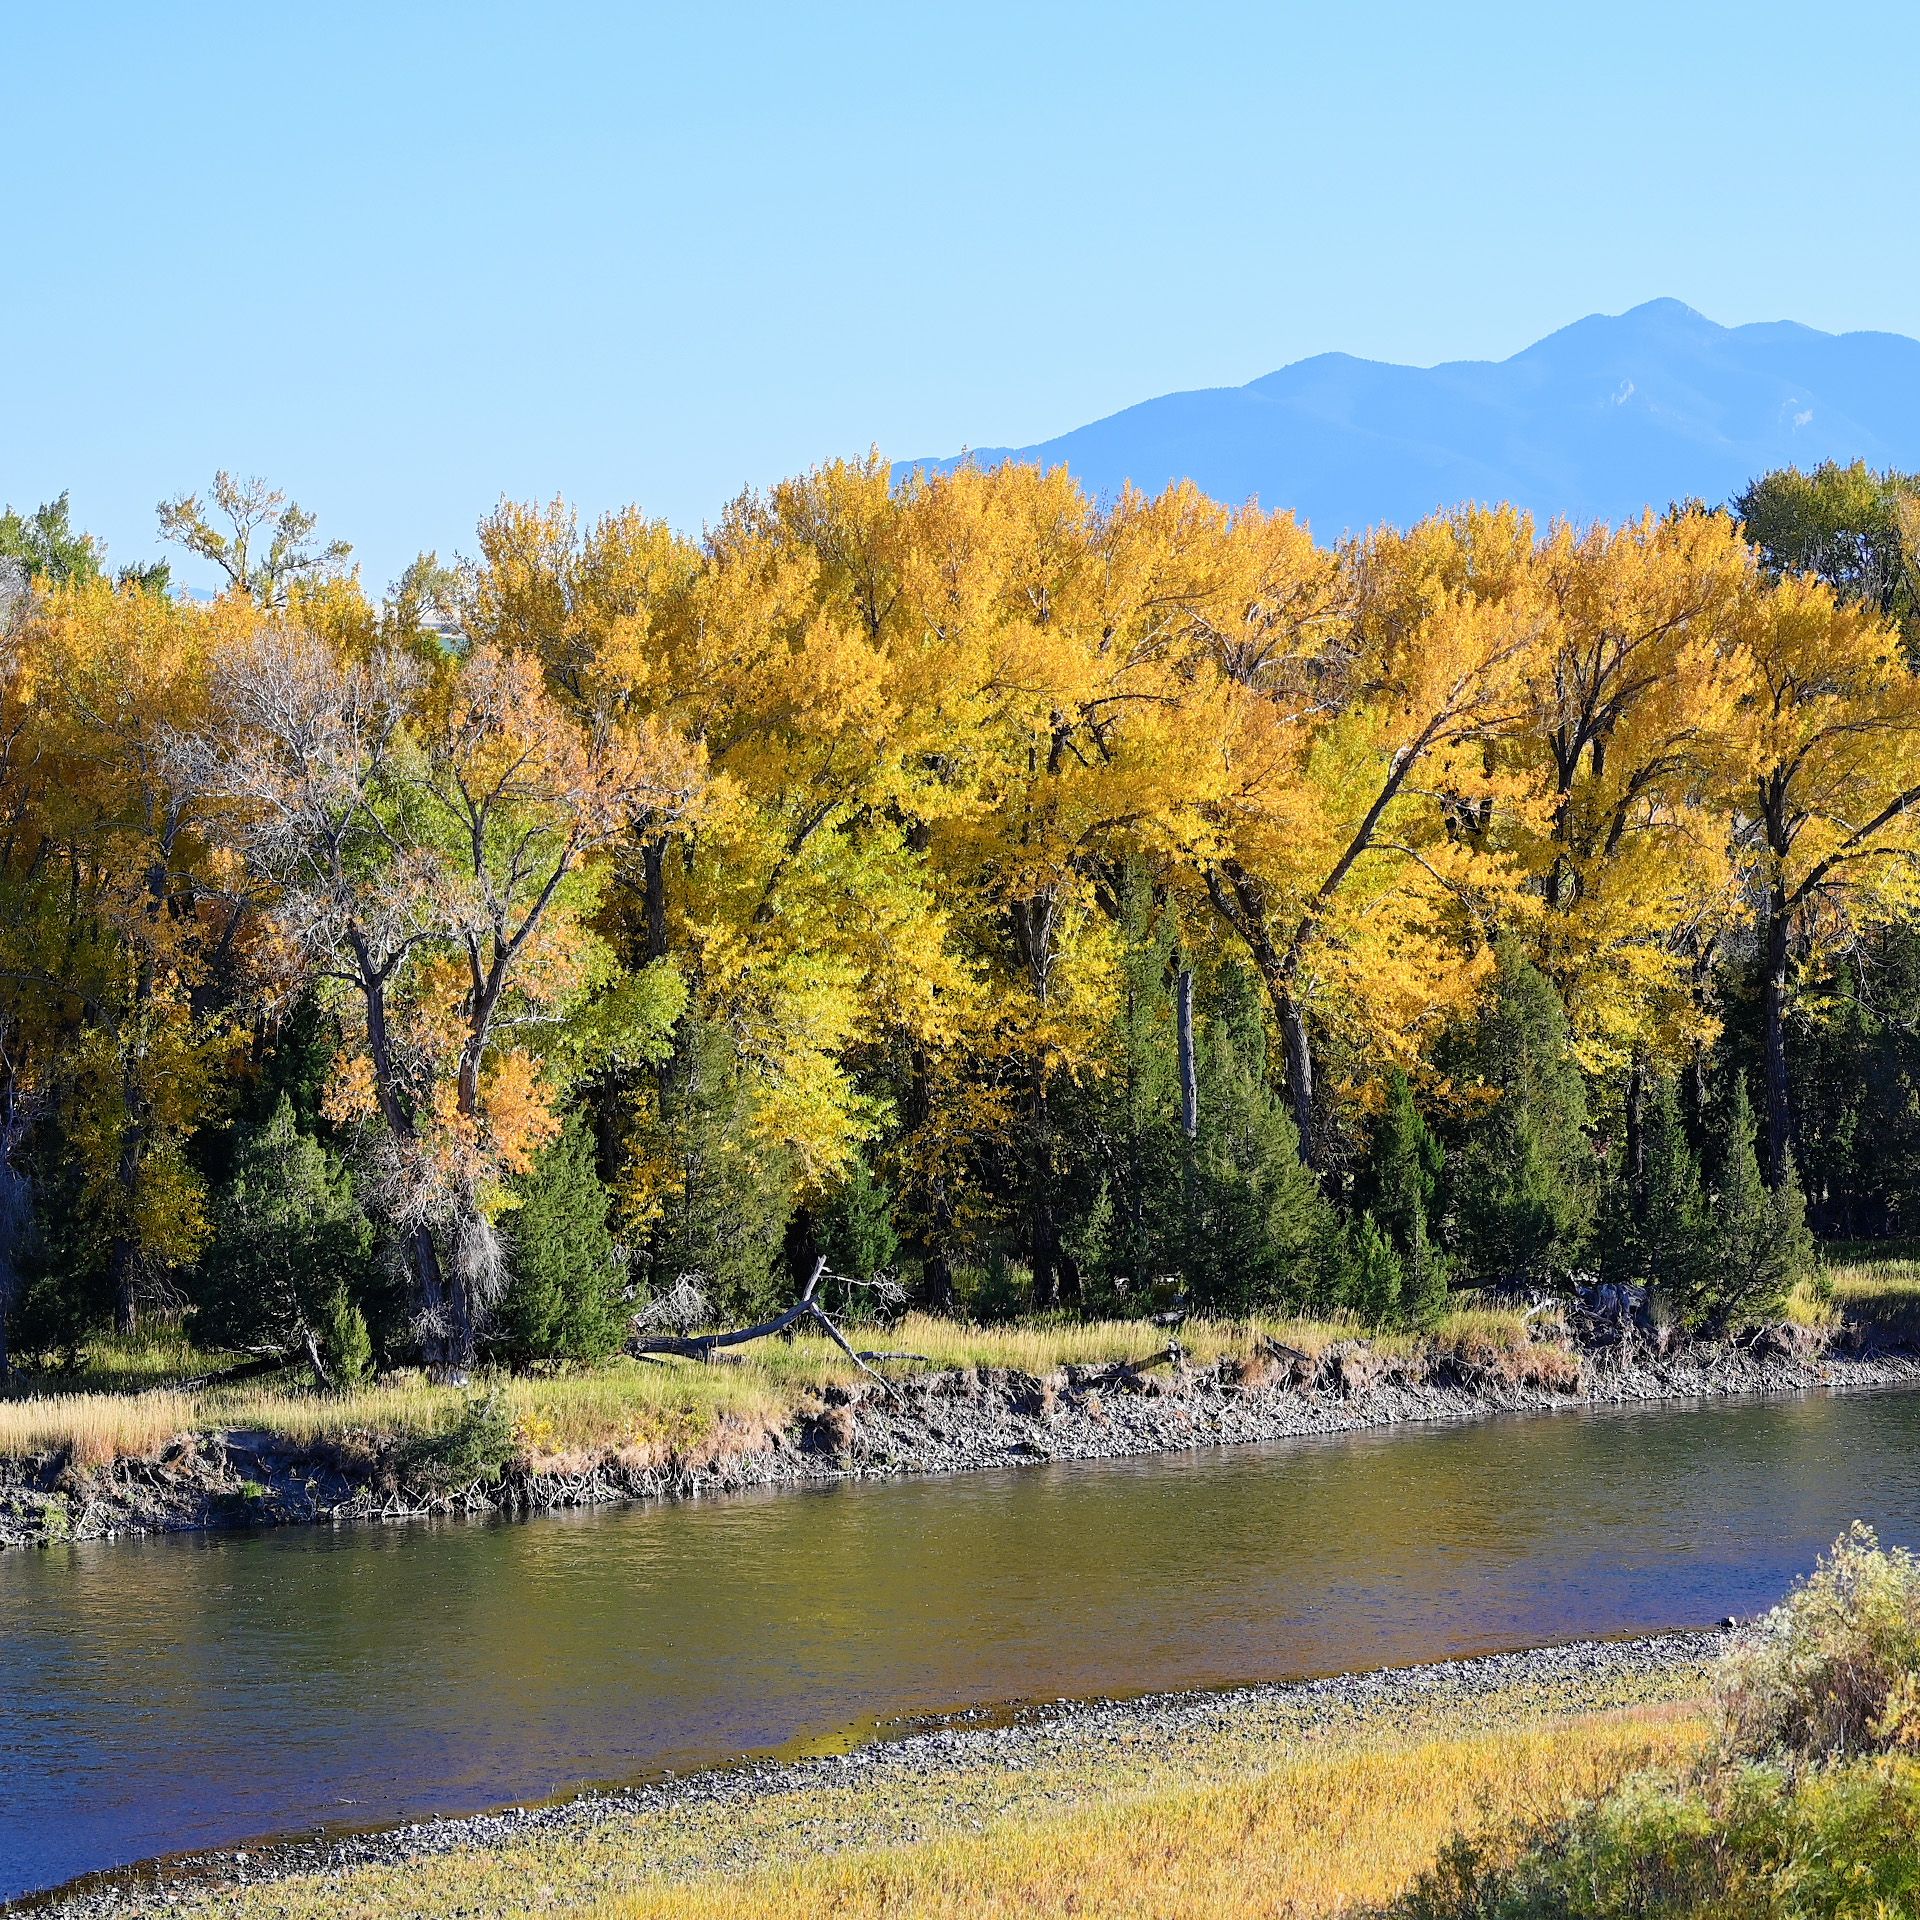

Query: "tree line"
<box><xmin>0</xmin><ymin>458</ymin><xmax>1916</xmax><ymax>1380</ymax></box>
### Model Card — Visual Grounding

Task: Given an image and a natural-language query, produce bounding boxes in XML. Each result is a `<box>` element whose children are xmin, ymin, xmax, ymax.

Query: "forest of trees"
<box><xmin>0</xmin><ymin>458</ymin><xmax>1917</xmax><ymax>1382</ymax></box>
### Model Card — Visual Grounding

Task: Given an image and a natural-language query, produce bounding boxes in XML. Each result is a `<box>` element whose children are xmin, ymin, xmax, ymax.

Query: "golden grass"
<box><xmin>0</xmin><ymin>1315</ymin><xmax>1368</xmax><ymax>1464</ymax></box>
<box><xmin>144</xmin><ymin>1688</ymin><xmax>1708</xmax><ymax>1920</ymax></box>
<box><xmin>31</xmin><ymin>1248</ymin><xmax>1920</xmax><ymax>1470</ymax></box>
<box><xmin>0</xmin><ymin>1390</ymin><xmax>196</xmax><ymax>1466</ymax></box>
<box><xmin>1826</xmin><ymin>1258</ymin><xmax>1920</xmax><ymax>1305</ymax></box>
<box><xmin>593</xmin><ymin>1712</ymin><xmax>1697</xmax><ymax>1920</ymax></box>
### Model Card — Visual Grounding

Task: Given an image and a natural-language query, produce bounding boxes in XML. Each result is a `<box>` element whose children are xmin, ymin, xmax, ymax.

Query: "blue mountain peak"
<box><xmin>912</xmin><ymin>302</ymin><xmax>1920</xmax><ymax>535</ymax></box>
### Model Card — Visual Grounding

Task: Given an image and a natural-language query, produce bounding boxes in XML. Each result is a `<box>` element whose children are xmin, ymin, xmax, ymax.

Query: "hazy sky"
<box><xmin>7</xmin><ymin>1</ymin><xmax>1916</xmax><ymax>591</ymax></box>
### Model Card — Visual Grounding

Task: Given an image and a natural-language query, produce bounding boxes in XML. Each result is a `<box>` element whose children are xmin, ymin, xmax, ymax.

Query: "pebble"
<box><xmin>30</xmin><ymin>1629</ymin><xmax>1726</xmax><ymax>1916</ymax></box>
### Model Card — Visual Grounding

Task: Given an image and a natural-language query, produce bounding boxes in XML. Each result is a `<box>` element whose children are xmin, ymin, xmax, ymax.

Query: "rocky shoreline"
<box><xmin>25</xmin><ymin>1628</ymin><xmax>1724</xmax><ymax>1916</ymax></box>
<box><xmin>5</xmin><ymin>1335</ymin><xmax>1920</xmax><ymax>1553</ymax></box>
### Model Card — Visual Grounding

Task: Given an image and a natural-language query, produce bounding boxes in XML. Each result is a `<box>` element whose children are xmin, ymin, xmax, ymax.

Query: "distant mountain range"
<box><xmin>912</xmin><ymin>299</ymin><xmax>1920</xmax><ymax>535</ymax></box>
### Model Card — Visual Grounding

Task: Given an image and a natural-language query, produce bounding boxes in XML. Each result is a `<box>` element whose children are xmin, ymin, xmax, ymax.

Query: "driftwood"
<box><xmin>630</xmin><ymin>1258</ymin><xmax>910</xmax><ymax>1403</ymax></box>
<box><xmin>159</xmin><ymin>1349</ymin><xmax>300</xmax><ymax>1394</ymax></box>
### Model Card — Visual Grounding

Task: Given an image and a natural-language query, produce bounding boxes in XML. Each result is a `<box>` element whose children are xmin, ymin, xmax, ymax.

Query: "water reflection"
<box><xmin>4</xmin><ymin>1387</ymin><xmax>1917</xmax><ymax>1898</ymax></box>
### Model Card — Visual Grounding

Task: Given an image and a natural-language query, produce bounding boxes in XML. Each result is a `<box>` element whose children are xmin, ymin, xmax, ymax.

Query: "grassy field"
<box><xmin>118</xmin><ymin>1660</ymin><xmax>1709</xmax><ymax>1920</ymax></box>
<box><xmin>0</xmin><ymin>1305</ymin><xmax>1554</xmax><ymax>1468</ymax></box>
<box><xmin>8</xmin><ymin>1251</ymin><xmax>1917</xmax><ymax>1473</ymax></box>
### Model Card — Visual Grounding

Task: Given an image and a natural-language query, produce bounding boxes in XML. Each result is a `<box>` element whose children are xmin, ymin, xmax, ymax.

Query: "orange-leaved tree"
<box><xmin>182</xmin><ymin>624</ymin><xmax>701</xmax><ymax>1371</ymax></box>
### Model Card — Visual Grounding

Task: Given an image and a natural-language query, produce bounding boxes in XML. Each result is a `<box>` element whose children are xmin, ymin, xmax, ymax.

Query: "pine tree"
<box><xmin>633</xmin><ymin>1015</ymin><xmax>796</xmax><ymax>1320</ymax></box>
<box><xmin>1055</xmin><ymin>866</ymin><xmax>1185</xmax><ymax>1296</ymax></box>
<box><xmin>819</xmin><ymin>1157</ymin><xmax>901</xmax><ymax>1281</ymax></box>
<box><xmin>1691</xmin><ymin>1078</ymin><xmax>1814</xmax><ymax>1327</ymax></box>
<box><xmin>1622</xmin><ymin>1076</ymin><xmax>1711</xmax><ymax>1316</ymax></box>
<box><xmin>494</xmin><ymin>1116</ymin><xmax>627</xmax><ymax>1367</ymax></box>
<box><xmin>1342</xmin><ymin>1213</ymin><xmax>1405</xmax><ymax>1328</ymax></box>
<box><xmin>1449</xmin><ymin>943</ymin><xmax>1595</xmax><ymax>1289</ymax></box>
<box><xmin>1360</xmin><ymin>1068</ymin><xmax>1449</xmax><ymax>1324</ymax></box>
<box><xmin>1185</xmin><ymin>967</ymin><xmax>1335</xmax><ymax>1315</ymax></box>
<box><xmin>196</xmin><ymin>1095</ymin><xmax>375</xmax><ymax>1384</ymax></box>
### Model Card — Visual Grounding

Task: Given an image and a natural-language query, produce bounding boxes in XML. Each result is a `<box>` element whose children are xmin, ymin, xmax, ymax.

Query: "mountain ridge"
<box><xmin>910</xmin><ymin>300</ymin><xmax>1920</xmax><ymax>535</ymax></box>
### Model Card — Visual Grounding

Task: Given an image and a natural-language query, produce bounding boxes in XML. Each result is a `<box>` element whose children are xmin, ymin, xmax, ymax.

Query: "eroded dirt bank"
<box><xmin>6</xmin><ymin>1337</ymin><xmax>1920</xmax><ymax>1551</ymax></box>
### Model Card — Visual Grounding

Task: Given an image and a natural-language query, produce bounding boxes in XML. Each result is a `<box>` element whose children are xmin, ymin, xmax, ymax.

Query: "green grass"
<box><xmin>11</xmin><ymin>1327</ymin><xmax>243</xmax><ymax>1394</ymax></box>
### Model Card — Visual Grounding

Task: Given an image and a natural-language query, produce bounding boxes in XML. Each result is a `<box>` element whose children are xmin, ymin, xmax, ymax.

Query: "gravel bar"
<box><xmin>25</xmin><ymin>1628</ymin><xmax>1725</xmax><ymax>1917</ymax></box>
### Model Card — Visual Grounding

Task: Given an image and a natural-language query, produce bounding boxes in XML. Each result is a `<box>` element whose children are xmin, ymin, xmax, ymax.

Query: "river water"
<box><xmin>6</xmin><ymin>1385</ymin><xmax>1920</xmax><ymax>1900</ymax></box>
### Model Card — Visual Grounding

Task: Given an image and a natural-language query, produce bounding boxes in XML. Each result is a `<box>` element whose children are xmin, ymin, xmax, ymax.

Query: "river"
<box><xmin>6</xmin><ymin>1385</ymin><xmax>1920</xmax><ymax>1900</ymax></box>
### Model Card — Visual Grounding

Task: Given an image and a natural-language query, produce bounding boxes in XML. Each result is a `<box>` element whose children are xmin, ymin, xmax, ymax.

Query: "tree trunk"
<box><xmin>1762</xmin><ymin>889</ymin><xmax>1793</xmax><ymax>1187</ymax></box>
<box><xmin>0</xmin><ymin>1090</ymin><xmax>32</xmax><ymax>1385</ymax></box>
<box><xmin>1279</xmin><ymin>989</ymin><xmax>1316</xmax><ymax>1170</ymax></box>
<box><xmin>920</xmin><ymin>1246</ymin><xmax>955</xmax><ymax>1315</ymax></box>
<box><xmin>1176</xmin><ymin>967</ymin><xmax>1198</xmax><ymax>1141</ymax></box>
<box><xmin>1683</xmin><ymin>1047</ymin><xmax>1710</xmax><ymax>1155</ymax></box>
<box><xmin>903</xmin><ymin>1042</ymin><xmax>956</xmax><ymax>1312</ymax></box>
<box><xmin>110</xmin><ymin>1236</ymin><xmax>138</xmax><ymax>1337</ymax></box>
<box><xmin>640</xmin><ymin>835</ymin><xmax>669</xmax><ymax>963</ymax></box>
<box><xmin>411</xmin><ymin>1221</ymin><xmax>451</xmax><ymax>1370</ymax></box>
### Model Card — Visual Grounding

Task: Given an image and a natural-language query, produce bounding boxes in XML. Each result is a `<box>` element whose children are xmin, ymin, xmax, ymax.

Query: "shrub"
<box><xmin>1393</xmin><ymin>1527</ymin><xmax>1920</xmax><ymax>1919</ymax></box>
<box><xmin>957</xmin><ymin>1252</ymin><xmax>1032</xmax><ymax>1325</ymax></box>
<box><xmin>396</xmin><ymin>1387</ymin><xmax>518</xmax><ymax>1494</ymax></box>
<box><xmin>1717</xmin><ymin>1523</ymin><xmax>1920</xmax><ymax>1761</ymax></box>
<box><xmin>1394</xmin><ymin>1761</ymin><xmax>1920</xmax><ymax>1920</ymax></box>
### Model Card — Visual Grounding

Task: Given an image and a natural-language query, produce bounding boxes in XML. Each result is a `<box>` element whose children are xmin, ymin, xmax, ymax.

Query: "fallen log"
<box><xmin>630</xmin><ymin>1259</ymin><xmax>911</xmax><ymax>1404</ymax></box>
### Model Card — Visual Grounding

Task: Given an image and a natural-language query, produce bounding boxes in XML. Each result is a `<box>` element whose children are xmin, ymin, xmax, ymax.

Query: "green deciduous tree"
<box><xmin>1737</xmin><ymin>461</ymin><xmax>1919</xmax><ymax>647</ymax></box>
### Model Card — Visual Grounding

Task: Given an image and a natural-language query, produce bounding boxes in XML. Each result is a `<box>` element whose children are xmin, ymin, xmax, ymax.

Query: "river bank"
<box><xmin>4</xmin><ymin>1326</ymin><xmax>1919</xmax><ymax>1551</ymax></box>
<box><xmin>27</xmin><ymin>1629</ymin><xmax>1722</xmax><ymax>1918</ymax></box>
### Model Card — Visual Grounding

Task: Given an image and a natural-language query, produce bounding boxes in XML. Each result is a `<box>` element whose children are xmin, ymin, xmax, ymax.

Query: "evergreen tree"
<box><xmin>1054</xmin><ymin>867</ymin><xmax>1185</xmax><ymax>1297</ymax></box>
<box><xmin>196</xmin><ymin>1096</ymin><xmax>376</xmax><ymax>1384</ymax></box>
<box><xmin>1697</xmin><ymin>1079</ymin><xmax>1814</xmax><ymax>1326</ymax></box>
<box><xmin>1448</xmin><ymin>943</ymin><xmax>1595</xmax><ymax>1289</ymax></box>
<box><xmin>1359</xmin><ymin>1068</ymin><xmax>1449</xmax><ymax>1324</ymax></box>
<box><xmin>1184</xmin><ymin>967</ymin><xmax>1336</xmax><ymax>1315</ymax></box>
<box><xmin>818</xmin><ymin>1156</ymin><xmax>902</xmax><ymax>1320</ymax></box>
<box><xmin>634</xmin><ymin>1015</ymin><xmax>796</xmax><ymax>1319</ymax></box>
<box><xmin>1606</xmin><ymin>1075</ymin><xmax>1711</xmax><ymax>1313</ymax></box>
<box><xmin>1342</xmin><ymin>1213</ymin><xmax>1405</xmax><ymax>1328</ymax></box>
<box><xmin>493</xmin><ymin>1116</ymin><xmax>627</xmax><ymax>1367</ymax></box>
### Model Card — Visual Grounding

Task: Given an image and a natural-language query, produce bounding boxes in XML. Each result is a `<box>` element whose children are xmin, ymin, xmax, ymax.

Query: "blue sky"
<box><xmin>5</xmin><ymin>1</ymin><xmax>1915</xmax><ymax>592</ymax></box>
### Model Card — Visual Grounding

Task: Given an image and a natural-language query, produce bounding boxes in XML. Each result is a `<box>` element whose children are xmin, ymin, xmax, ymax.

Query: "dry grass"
<box><xmin>51</xmin><ymin>1249</ymin><xmax>1920</xmax><ymax>1471</ymax></box>
<box><xmin>0</xmin><ymin>1300</ymin><xmax>1597</xmax><ymax>1467</ymax></box>
<box><xmin>592</xmin><ymin>1712</ymin><xmax>1695</xmax><ymax>1920</ymax></box>
<box><xmin>0</xmin><ymin>1314</ymin><xmax>1372</xmax><ymax>1465</ymax></box>
<box><xmin>144</xmin><ymin>1693</ymin><xmax>1707</xmax><ymax>1920</ymax></box>
<box><xmin>0</xmin><ymin>1390</ymin><xmax>196</xmax><ymax>1466</ymax></box>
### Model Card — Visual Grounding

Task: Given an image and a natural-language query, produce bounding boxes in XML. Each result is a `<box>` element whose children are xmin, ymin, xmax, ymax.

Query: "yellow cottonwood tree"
<box><xmin>1203</xmin><ymin>507</ymin><xmax>1549</xmax><ymax>1163</ymax></box>
<box><xmin>1729</xmin><ymin>574</ymin><xmax>1920</xmax><ymax>1180</ymax></box>
<box><xmin>1509</xmin><ymin>509</ymin><xmax>1754</xmax><ymax>1171</ymax></box>
<box><xmin>10</xmin><ymin>579</ymin><xmax>257</xmax><ymax>1329</ymax></box>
